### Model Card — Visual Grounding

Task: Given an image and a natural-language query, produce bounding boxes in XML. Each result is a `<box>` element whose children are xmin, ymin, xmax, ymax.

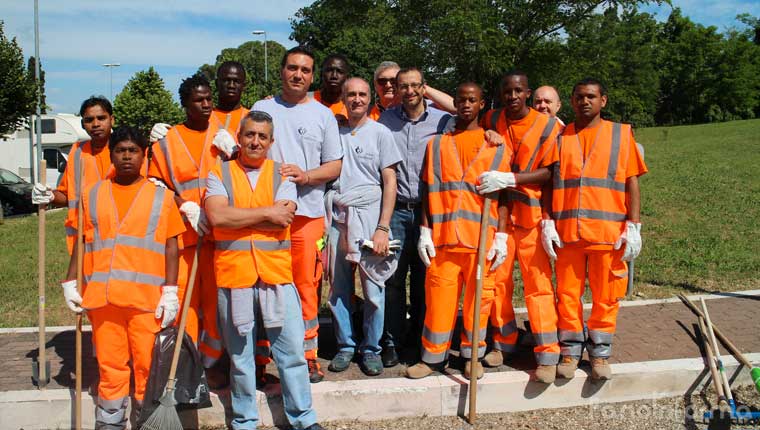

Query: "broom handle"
<box><xmin>468</xmin><ymin>196</ymin><xmax>492</xmax><ymax>424</ymax></box>
<box><xmin>75</xmin><ymin>165</ymin><xmax>84</xmax><ymax>430</ymax></box>
<box><xmin>37</xmin><ymin>160</ymin><xmax>47</xmax><ymax>389</ymax></box>
<box><xmin>678</xmin><ymin>294</ymin><xmax>753</xmax><ymax>369</ymax></box>
<box><xmin>698</xmin><ymin>316</ymin><xmax>727</xmax><ymax>405</ymax></box>
<box><xmin>166</xmin><ymin>240</ymin><xmax>202</xmax><ymax>386</ymax></box>
<box><xmin>700</xmin><ymin>298</ymin><xmax>734</xmax><ymax>402</ymax></box>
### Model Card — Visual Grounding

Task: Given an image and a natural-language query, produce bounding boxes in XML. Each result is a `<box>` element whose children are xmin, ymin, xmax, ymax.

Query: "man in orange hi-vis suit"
<box><xmin>313</xmin><ymin>54</ymin><xmax>349</xmax><ymax>121</ymax></box>
<box><xmin>212</xmin><ymin>61</ymin><xmax>251</xmax><ymax>136</ymax></box>
<box><xmin>406</xmin><ymin>82</ymin><xmax>511</xmax><ymax>380</ymax></box>
<box><xmin>478</xmin><ymin>71</ymin><xmax>563</xmax><ymax>383</ymax></box>
<box><xmin>542</xmin><ymin>77</ymin><xmax>647</xmax><ymax>381</ymax></box>
<box><xmin>60</xmin><ymin>126</ymin><xmax>184</xmax><ymax>429</ymax></box>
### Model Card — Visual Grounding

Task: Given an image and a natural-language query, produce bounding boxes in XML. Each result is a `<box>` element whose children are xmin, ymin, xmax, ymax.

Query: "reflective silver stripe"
<box><xmin>493</xmin><ymin>341</ymin><xmax>518</xmax><ymax>353</ymax></box>
<box><xmin>431</xmin><ymin>134</ymin><xmax>443</xmax><ymax>187</ymax></box>
<box><xmin>158</xmin><ymin>137</ymin><xmax>180</xmax><ymax>192</ymax></box>
<box><xmin>72</xmin><ymin>146</ymin><xmax>82</xmax><ymax>202</ymax></box>
<box><xmin>554</xmin><ymin>177</ymin><xmax>626</xmax><ymax>192</ymax></box>
<box><xmin>463</xmin><ymin>327</ymin><xmax>488</xmax><ymax>342</ymax></box>
<box><xmin>607</xmin><ymin>122</ymin><xmax>622</xmax><ymax>180</ymax></box>
<box><xmin>421</xmin><ymin>349</ymin><xmax>448</xmax><ymax>364</ymax></box>
<box><xmin>272</xmin><ymin>161</ymin><xmax>282</xmax><ymax>197</ymax></box>
<box><xmin>533</xmin><ymin>331</ymin><xmax>559</xmax><ymax>346</ymax></box>
<box><xmin>554</xmin><ymin>208</ymin><xmax>626</xmax><ymax>222</ymax></box>
<box><xmin>96</xmin><ymin>396</ymin><xmax>128</xmax><ymax>426</ymax></box>
<box><xmin>490</xmin><ymin>141</ymin><xmax>506</xmax><ymax>171</ymax></box>
<box><xmin>175</xmin><ymin>177</ymin><xmax>206</xmax><ymax>194</ymax></box>
<box><xmin>88</xmin><ymin>181</ymin><xmax>103</xmax><ymax>244</ymax></box>
<box><xmin>304</xmin><ymin>317</ymin><xmax>319</xmax><ymax>331</ymax></box>
<box><xmin>86</xmin><ymin>238</ymin><xmax>115</xmax><ymax>253</ymax></box>
<box><xmin>588</xmin><ymin>342</ymin><xmax>612</xmax><ymax>358</ymax></box>
<box><xmin>427</xmin><ymin>181</ymin><xmax>478</xmax><ymax>194</ymax></box>
<box><xmin>588</xmin><ymin>329</ymin><xmax>614</xmax><ymax>345</ymax></box>
<box><xmin>494</xmin><ymin>320</ymin><xmax>517</xmax><ymax>337</ymax></box>
<box><xmin>87</xmin><ymin>270</ymin><xmax>164</xmax><ymax>287</ymax></box>
<box><xmin>505</xmin><ymin>190</ymin><xmax>541</xmax><ymax>207</ymax></box>
<box><xmin>535</xmin><ymin>351</ymin><xmax>560</xmax><ymax>366</ymax></box>
<box><xmin>430</xmin><ymin>209</ymin><xmax>499</xmax><ymax>228</ymax></box>
<box><xmin>422</xmin><ymin>326</ymin><xmax>452</xmax><ymax>344</ymax></box>
<box><xmin>489</xmin><ymin>108</ymin><xmax>503</xmax><ymax>131</ymax></box>
<box><xmin>145</xmin><ymin>186</ymin><xmax>166</xmax><ymax>236</ymax></box>
<box><xmin>68</xmin><ymin>199</ymin><xmax>78</xmax><ymax>209</ymax></box>
<box><xmin>220</xmin><ymin>160</ymin><xmax>234</xmax><ymax>205</ymax></box>
<box><xmin>558</xmin><ymin>329</ymin><xmax>585</xmax><ymax>342</ymax></box>
<box><xmin>459</xmin><ymin>345</ymin><xmax>486</xmax><ymax>359</ymax></box>
<box><xmin>65</xmin><ymin>226</ymin><xmax>77</xmax><ymax>237</ymax></box>
<box><xmin>303</xmin><ymin>338</ymin><xmax>318</xmax><ymax>351</ymax></box>
<box><xmin>519</xmin><ymin>116</ymin><xmax>557</xmax><ymax>173</ymax></box>
<box><xmin>215</xmin><ymin>239</ymin><xmax>252</xmax><ymax>251</ymax></box>
<box><xmin>200</xmin><ymin>330</ymin><xmax>223</xmax><ymax>351</ymax></box>
<box><xmin>254</xmin><ymin>240</ymin><xmax>291</xmax><ymax>251</ymax></box>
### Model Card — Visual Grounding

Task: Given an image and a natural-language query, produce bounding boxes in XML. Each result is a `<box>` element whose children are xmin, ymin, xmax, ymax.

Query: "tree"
<box><xmin>0</xmin><ymin>21</ymin><xmax>36</xmax><ymax>136</ymax></box>
<box><xmin>113</xmin><ymin>67</ymin><xmax>184</xmax><ymax>136</ymax></box>
<box><xmin>737</xmin><ymin>13</ymin><xmax>760</xmax><ymax>45</ymax></box>
<box><xmin>26</xmin><ymin>56</ymin><xmax>47</xmax><ymax>114</ymax></box>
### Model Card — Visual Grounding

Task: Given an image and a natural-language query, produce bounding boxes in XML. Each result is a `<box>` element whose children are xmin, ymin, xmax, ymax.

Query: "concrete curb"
<box><xmin>2</xmin><ymin>353</ymin><xmax>759</xmax><ymax>429</ymax></box>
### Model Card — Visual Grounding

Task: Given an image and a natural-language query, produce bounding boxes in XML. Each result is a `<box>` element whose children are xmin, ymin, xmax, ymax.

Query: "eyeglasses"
<box><xmin>376</xmin><ymin>77</ymin><xmax>396</xmax><ymax>86</ymax></box>
<box><xmin>398</xmin><ymin>82</ymin><xmax>423</xmax><ymax>91</ymax></box>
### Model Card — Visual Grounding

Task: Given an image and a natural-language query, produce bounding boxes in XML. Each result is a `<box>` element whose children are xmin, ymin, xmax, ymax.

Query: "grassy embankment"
<box><xmin>0</xmin><ymin>119</ymin><xmax>758</xmax><ymax>327</ymax></box>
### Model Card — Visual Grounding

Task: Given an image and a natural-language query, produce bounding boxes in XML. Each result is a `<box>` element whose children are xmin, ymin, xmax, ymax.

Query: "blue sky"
<box><xmin>2</xmin><ymin>0</ymin><xmax>759</xmax><ymax>114</ymax></box>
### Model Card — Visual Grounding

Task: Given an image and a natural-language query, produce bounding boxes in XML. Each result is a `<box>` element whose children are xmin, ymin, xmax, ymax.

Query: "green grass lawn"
<box><xmin>1</xmin><ymin>119</ymin><xmax>759</xmax><ymax>327</ymax></box>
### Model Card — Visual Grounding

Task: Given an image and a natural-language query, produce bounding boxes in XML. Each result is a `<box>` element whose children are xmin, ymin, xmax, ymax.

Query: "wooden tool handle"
<box><xmin>75</xmin><ymin>164</ymin><xmax>84</xmax><ymax>430</ymax></box>
<box><xmin>37</xmin><ymin>160</ymin><xmax>47</xmax><ymax>389</ymax></box>
<box><xmin>167</xmin><ymin>241</ymin><xmax>202</xmax><ymax>385</ymax></box>
<box><xmin>698</xmin><ymin>316</ymin><xmax>726</xmax><ymax>401</ymax></box>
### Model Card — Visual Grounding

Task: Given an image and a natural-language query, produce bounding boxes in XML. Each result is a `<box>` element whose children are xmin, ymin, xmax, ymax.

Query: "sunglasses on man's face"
<box><xmin>376</xmin><ymin>77</ymin><xmax>396</xmax><ymax>86</ymax></box>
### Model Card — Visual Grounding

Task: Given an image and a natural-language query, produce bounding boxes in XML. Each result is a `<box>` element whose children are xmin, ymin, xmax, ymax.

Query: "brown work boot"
<box><xmin>590</xmin><ymin>357</ymin><xmax>612</xmax><ymax>380</ymax></box>
<box><xmin>556</xmin><ymin>356</ymin><xmax>579</xmax><ymax>379</ymax></box>
<box><xmin>307</xmin><ymin>359</ymin><xmax>324</xmax><ymax>383</ymax></box>
<box><xmin>405</xmin><ymin>362</ymin><xmax>436</xmax><ymax>379</ymax></box>
<box><xmin>464</xmin><ymin>360</ymin><xmax>484</xmax><ymax>379</ymax></box>
<box><xmin>482</xmin><ymin>350</ymin><xmax>504</xmax><ymax>367</ymax></box>
<box><xmin>534</xmin><ymin>365</ymin><xmax>557</xmax><ymax>384</ymax></box>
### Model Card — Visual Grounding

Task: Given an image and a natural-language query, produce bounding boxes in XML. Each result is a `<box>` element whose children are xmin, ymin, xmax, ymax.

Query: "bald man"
<box><xmin>533</xmin><ymin>86</ymin><xmax>565</xmax><ymax>127</ymax></box>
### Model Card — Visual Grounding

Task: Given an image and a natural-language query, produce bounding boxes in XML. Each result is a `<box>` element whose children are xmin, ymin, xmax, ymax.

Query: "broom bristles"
<box><xmin>140</xmin><ymin>391</ymin><xmax>183</xmax><ymax>430</ymax></box>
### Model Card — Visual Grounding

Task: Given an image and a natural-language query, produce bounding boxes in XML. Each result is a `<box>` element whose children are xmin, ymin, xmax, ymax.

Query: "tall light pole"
<box><xmin>252</xmin><ymin>30</ymin><xmax>268</xmax><ymax>82</ymax></box>
<box><xmin>34</xmin><ymin>0</ymin><xmax>42</xmax><ymax>182</ymax></box>
<box><xmin>102</xmin><ymin>63</ymin><xmax>121</xmax><ymax>100</ymax></box>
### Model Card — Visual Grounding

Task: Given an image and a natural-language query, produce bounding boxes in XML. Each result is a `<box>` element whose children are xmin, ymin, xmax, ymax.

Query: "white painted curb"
<box><xmin>2</xmin><ymin>353</ymin><xmax>758</xmax><ymax>429</ymax></box>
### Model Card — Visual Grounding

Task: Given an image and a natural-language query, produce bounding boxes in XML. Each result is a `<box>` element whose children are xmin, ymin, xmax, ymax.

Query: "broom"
<box><xmin>697</xmin><ymin>316</ymin><xmax>729</xmax><ymax>412</ymax></box>
<box><xmin>36</xmin><ymin>159</ymin><xmax>48</xmax><ymax>389</ymax></box>
<box><xmin>141</xmin><ymin>239</ymin><xmax>202</xmax><ymax>430</ymax></box>
<box><xmin>700</xmin><ymin>298</ymin><xmax>735</xmax><ymax>409</ymax></box>
<box><xmin>468</xmin><ymin>195</ymin><xmax>492</xmax><ymax>424</ymax></box>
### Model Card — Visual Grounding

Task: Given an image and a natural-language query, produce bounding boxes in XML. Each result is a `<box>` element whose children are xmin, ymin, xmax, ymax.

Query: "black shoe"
<box><xmin>205</xmin><ymin>363</ymin><xmax>230</xmax><ymax>390</ymax></box>
<box><xmin>328</xmin><ymin>351</ymin><xmax>354</xmax><ymax>372</ymax></box>
<box><xmin>360</xmin><ymin>353</ymin><xmax>384</xmax><ymax>376</ymax></box>
<box><xmin>381</xmin><ymin>346</ymin><xmax>399</xmax><ymax>367</ymax></box>
<box><xmin>307</xmin><ymin>359</ymin><xmax>324</xmax><ymax>383</ymax></box>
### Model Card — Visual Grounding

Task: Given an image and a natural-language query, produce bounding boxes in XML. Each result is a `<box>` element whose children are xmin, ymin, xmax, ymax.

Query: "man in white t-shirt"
<box><xmin>252</xmin><ymin>46</ymin><xmax>343</xmax><ymax>383</ymax></box>
<box><xmin>325</xmin><ymin>77</ymin><xmax>401</xmax><ymax>377</ymax></box>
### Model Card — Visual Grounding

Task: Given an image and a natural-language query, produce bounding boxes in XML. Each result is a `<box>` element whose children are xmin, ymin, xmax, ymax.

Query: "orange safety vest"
<box><xmin>423</xmin><ymin>130</ymin><xmax>510</xmax><ymax>250</ymax></box>
<box><xmin>81</xmin><ymin>180</ymin><xmax>175</xmax><ymax>311</ymax></box>
<box><xmin>212</xmin><ymin>106</ymin><xmax>250</xmax><ymax>136</ymax></box>
<box><xmin>313</xmin><ymin>90</ymin><xmax>348</xmax><ymax>118</ymax></box>
<box><xmin>154</xmin><ymin>122</ymin><xmax>221</xmax><ymax>246</ymax></box>
<box><xmin>484</xmin><ymin>108</ymin><xmax>561</xmax><ymax>228</ymax></box>
<box><xmin>552</xmin><ymin>120</ymin><xmax>631</xmax><ymax>245</ymax></box>
<box><xmin>211</xmin><ymin>158</ymin><xmax>293</xmax><ymax>287</ymax></box>
<box><xmin>369</xmin><ymin>104</ymin><xmax>383</xmax><ymax>121</ymax></box>
<box><xmin>62</xmin><ymin>141</ymin><xmax>114</xmax><ymax>250</ymax></box>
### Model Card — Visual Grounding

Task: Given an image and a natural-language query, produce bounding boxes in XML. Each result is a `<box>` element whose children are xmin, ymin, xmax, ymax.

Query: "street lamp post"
<box><xmin>102</xmin><ymin>63</ymin><xmax>121</xmax><ymax>100</ymax></box>
<box><xmin>252</xmin><ymin>30</ymin><xmax>268</xmax><ymax>82</ymax></box>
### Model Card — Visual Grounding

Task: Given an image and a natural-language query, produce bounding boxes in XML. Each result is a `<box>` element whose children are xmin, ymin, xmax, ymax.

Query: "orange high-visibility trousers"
<box><xmin>555</xmin><ymin>242</ymin><xmax>627</xmax><ymax>359</ymax></box>
<box><xmin>90</xmin><ymin>304</ymin><xmax>160</xmax><ymax>403</ymax></box>
<box><xmin>290</xmin><ymin>215</ymin><xmax>325</xmax><ymax>359</ymax></box>
<box><xmin>422</xmin><ymin>249</ymin><xmax>496</xmax><ymax>363</ymax></box>
<box><xmin>491</xmin><ymin>225</ymin><xmax>560</xmax><ymax>365</ymax></box>
<box><xmin>175</xmin><ymin>244</ymin><xmax>206</xmax><ymax>354</ymax></box>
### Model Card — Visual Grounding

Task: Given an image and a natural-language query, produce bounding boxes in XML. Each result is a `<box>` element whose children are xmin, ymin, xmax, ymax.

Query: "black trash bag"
<box><xmin>137</xmin><ymin>327</ymin><xmax>212</xmax><ymax>426</ymax></box>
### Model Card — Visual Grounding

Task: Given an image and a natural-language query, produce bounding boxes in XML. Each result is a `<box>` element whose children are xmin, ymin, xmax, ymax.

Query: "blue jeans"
<box><xmin>328</xmin><ymin>221</ymin><xmax>385</xmax><ymax>355</ymax></box>
<box><xmin>383</xmin><ymin>206</ymin><xmax>426</xmax><ymax>349</ymax></box>
<box><xmin>217</xmin><ymin>284</ymin><xmax>317</xmax><ymax>430</ymax></box>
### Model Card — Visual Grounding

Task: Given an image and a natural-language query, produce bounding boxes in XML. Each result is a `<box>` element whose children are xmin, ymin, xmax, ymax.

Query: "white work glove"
<box><xmin>486</xmin><ymin>232</ymin><xmax>508</xmax><ymax>271</ymax></box>
<box><xmin>212</xmin><ymin>129</ymin><xmax>238</xmax><ymax>158</ymax></box>
<box><xmin>60</xmin><ymin>280</ymin><xmax>83</xmax><ymax>313</ymax></box>
<box><xmin>417</xmin><ymin>226</ymin><xmax>436</xmax><ymax>267</ymax></box>
<box><xmin>32</xmin><ymin>182</ymin><xmax>54</xmax><ymax>205</ymax></box>
<box><xmin>147</xmin><ymin>177</ymin><xmax>167</xmax><ymax>189</ymax></box>
<box><xmin>155</xmin><ymin>285</ymin><xmax>179</xmax><ymax>328</ymax></box>
<box><xmin>179</xmin><ymin>201</ymin><xmax>209</xmax><ymax>235</ymax></box>
<box><xmin>540</xmin><ymin>219</ymin><xmax>563</xmax><ymax>262</ymax></box>
<box><xmin>614</xmin><ymin>221</ymin><xmax>642</xmax><ymax>261</ymax></box>
<box><xmin>477</xmin><ymin>171</ymin><xmax>516</xmax><ymax>194</ymax></box>
<box><xmin>150</xmin><ymin>123</ymin><xmax>171</xmax><ymax>141</ymax></box>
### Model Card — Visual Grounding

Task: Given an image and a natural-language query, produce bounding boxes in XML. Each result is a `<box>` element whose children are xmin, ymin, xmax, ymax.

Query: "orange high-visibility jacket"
<box><xmin>81</xmin><ymin>180</ymin><xmax>176</xmax><ymax>311</ymax></box>
<box><xmin>61</xmin><ymin>141</ymin><xmax>114</xmax><ymax>250</ymax></box>
<box><xmin>151</xmin><ymin>123</ymin><xmax>221</xmax><ymax>247</ymax></box>
<box><xmin>313</xmin><ymin>90</ymin><xmax>348</xmax><ymax>118</ymax></box>
<box><xmin>552</xmin><ymin>120</ymin><xmax>633</xmax><ymax>245</ymax></box>
<box><xmin>483</xmin><ymin>108</ymin><xmax>561</xmax><ymax>228</ymax></box>
<box><xmin>211</xmin><ymin>158</ymin><xmax>293</xmax><ymax>288</ymax></box>
<box><xmin>212</xmin><ymin>106</ymin><xmax>250</xmax><ymax>136</ymax></box>
<box><xmin>423</xmin><ymin>129</ymin><xmax>510</xmax><ymax>250</ymax></box>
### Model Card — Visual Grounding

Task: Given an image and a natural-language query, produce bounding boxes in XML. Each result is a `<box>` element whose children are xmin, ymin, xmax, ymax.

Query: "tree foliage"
<box><xmin>113</xmin><ymin>67</ymin><xmax>184</xmax><ymax>136</ymax></box>
<box><xmin>0</xmin><ymin>21</ymin><xmax>37</xmax><ymax>136</ymax></box>
<box><xmin>26</xmin><ymin>56</ymin><xmax>47</xmax><ymax>114</ymax></box>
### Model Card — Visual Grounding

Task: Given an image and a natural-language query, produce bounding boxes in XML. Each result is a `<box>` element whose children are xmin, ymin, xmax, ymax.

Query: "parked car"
<box><xmin>0</xmin><ymin>168</ymin><xmax>35</xmax><ymax>217</ymax></box>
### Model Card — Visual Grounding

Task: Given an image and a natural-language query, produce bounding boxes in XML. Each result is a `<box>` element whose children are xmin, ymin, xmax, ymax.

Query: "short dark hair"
<box><xmin>281</xmin><ymin>46</ymin><xmax>315</xmax><ymax>69</ymax></box>
<box><xmin>79</xmin><ymin>96</ymin><xmax>113</xmax><ymax>116</ymax></box>
<box><xmin>457</xmin><ymin>81</ymin><xmax>483</xmax><ymax>99</ymax></box>
<box><xmin>321</xmin><ymin>53</ymin><xmax>351</xmax><ymax>74</ymax></box>
<box><xmin>396</xmin><ymin>67</ymin><xmax>425</xmax><ymax>84</ymax></box>
<box><xmin>217</xmin><ymin>60</ymin><xmax>247</xmax><ymax>80</ymax></box>
<box><xmin>108</xmin><ymin>126</ymin><xmax>148</xmax><ymax>153</ymax></box>
<box><xmin>573</xmin><ymin>77</ymin><xmax>607</xmax><ymax>97</ymax></box>
<box><xmin>239</xmin><ymin>110</ymin><xmax>275</xmax><ymax>137</ymax></box>
<box><xmin>500</xmin><ymin>70</ymin><xmax>530</xmax><ymax>90</ymax></box>
<box><xmin>178</xmin><ymin>73</ymin><xmax>211</xmax><ymax>107</ymax></box>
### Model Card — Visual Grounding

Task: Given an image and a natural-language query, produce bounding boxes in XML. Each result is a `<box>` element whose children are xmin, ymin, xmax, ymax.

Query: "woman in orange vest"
<box><xmin>406</xmin><ymin>82</ymin><xmax>511</xmax><ymax>380</ymax></box>
<box><xmin>205</xmin><ymin>111</ymin><xmax>324</xmax><ymax>430</ymax></box>
<box><xmin>543</xmin><ymin>78</ymin><xmax>647</xmax><ymax>381</ymax></box>
<box><xmin>60</xmin><ymin>126</ymin><xmax>184</xmax><ymax>429</ymax></box>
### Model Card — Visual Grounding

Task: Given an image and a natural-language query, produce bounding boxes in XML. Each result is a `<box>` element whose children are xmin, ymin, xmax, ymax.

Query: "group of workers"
<box><xmin>30</xmin><ymin>45</ymin><xmax>646</xmax><ymax>430</ymax></box>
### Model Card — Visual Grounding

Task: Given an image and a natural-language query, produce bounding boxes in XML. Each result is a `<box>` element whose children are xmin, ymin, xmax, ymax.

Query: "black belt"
<box><xmin>395</xmin><ymin>201</ymin><xmax>420</xmax><ymax>210</ymax></box>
